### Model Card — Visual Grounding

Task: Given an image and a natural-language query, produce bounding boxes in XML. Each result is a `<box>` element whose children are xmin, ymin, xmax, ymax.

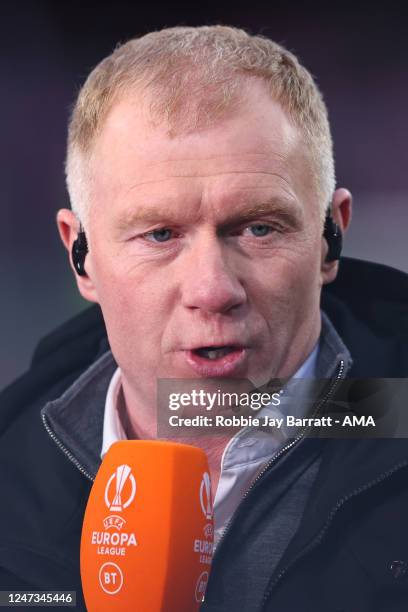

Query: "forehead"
<box><xmin>89</xmin><ymin>83</ymin><xmax>315</xmax><ymax>222</ymax></box>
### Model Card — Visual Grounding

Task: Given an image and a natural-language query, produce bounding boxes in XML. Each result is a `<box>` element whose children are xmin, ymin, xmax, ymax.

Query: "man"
<box><xmin>0</xmin><ymin>25</ymin><xmax>407</xmax><ymax>611</ymax></box>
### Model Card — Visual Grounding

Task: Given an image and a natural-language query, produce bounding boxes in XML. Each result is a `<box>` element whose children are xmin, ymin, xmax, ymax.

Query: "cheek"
<box><xmin>91</xmin><ymin>262</ymin><xmax>171</xmax><ymax>361</ymax></box>
<box><xmin>248</xmin><ymin>244</ymin><xmax>321</xmax><ymax>313</ymax></box>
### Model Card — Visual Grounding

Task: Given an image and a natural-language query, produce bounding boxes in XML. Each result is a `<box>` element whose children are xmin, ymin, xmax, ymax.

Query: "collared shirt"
<box><xmin>101</xmin><ymin>344</ymin><xmax>319</xmax><ymax>545</ymax></box>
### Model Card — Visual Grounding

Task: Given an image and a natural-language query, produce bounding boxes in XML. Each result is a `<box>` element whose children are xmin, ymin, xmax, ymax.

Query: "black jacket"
<box><xmin>0</xmin><ymin>257</ymin><xmax>407</xmax><ymax>611</ymax></box>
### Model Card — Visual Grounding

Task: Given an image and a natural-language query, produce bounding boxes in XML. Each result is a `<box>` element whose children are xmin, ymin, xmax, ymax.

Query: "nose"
<box><xmin>180</xmin><ymin>234</ymin><xmax>246</xmax><ymax>315</ymax></box>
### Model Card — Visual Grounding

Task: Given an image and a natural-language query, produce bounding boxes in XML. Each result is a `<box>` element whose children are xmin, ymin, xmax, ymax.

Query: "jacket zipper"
<box><xmin>260</xmin><ymin>459</ymin><xmax>408</xmax><ymax>610</ymax></box>
<box><xmin>42</xmin><ymin>412</ymin><xmax>95</xmax><ymax>482</ymax></box>
<box><xmin>211</xmin><ymin>361</ymin><xmax>345</xmax><ymax>562</ymax></box>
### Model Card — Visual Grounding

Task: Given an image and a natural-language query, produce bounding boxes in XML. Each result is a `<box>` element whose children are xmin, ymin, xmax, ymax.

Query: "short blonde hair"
<box><xmin>66</xmin><ymin>25</ymin><xmax>335</xmax><ymax>227</ymax></box>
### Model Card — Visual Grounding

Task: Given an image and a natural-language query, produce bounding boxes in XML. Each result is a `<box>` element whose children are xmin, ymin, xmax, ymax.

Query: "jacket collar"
<box><xmin>41</xmin><ymin>350</ymin><xmax>116</xmax><ymax>480</ymax></box>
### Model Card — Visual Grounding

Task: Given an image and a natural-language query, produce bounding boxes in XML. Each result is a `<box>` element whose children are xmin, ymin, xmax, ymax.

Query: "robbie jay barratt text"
<box><xmin>167</xmin><ymin>415</ymin><xmax>377</xmax><ymax>428</ymax></box>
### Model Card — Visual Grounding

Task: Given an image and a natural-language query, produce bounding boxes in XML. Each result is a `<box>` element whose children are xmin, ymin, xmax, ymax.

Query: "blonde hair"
<box><xmin>66</xmin><ymin>25</ymin><xmax>335</xmax><ymax>227</ymax></box>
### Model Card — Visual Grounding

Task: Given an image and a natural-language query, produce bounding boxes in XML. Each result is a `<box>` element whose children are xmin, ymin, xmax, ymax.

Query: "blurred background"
<box><xmin>1</xmin><ymin>0</ymin><xmax>407</xmax><ymax>389</ymax></box>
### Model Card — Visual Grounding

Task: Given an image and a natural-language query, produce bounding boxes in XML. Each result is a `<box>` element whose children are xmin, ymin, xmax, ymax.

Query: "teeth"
<box><xmin>197</xmin><ymin>347</ymin><xmax>234</xmax><ymax>360</ymax></box>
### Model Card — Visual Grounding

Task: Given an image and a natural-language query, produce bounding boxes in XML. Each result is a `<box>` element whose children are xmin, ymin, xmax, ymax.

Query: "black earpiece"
<box><xmin>72</xmin><ymin>228</ymin><xmax>88</xmax><ymax>276</ymax></box>
<box><xmin>323</xmin><ymin>212</ymin><xmax>342</xmax><ymax>262</ymax></box>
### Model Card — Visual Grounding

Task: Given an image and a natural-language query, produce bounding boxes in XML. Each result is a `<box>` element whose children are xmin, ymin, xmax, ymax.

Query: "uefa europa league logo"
<box><xmin>104</xmin><ymin>464</ymin><xmax>137</xmax><ymax>512</ymax></box>
<box><xmin>200</xmin><ymin>472</ymin><xmax>213</xmax><ymax>520</ymax></box>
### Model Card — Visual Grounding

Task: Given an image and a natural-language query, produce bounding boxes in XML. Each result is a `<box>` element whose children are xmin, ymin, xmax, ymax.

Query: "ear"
<box><xmin>56</xmin><ymin>209</ymin><xmax>99</xmax><ymax>303</ymax></box>
<box><xmin>321</xmin><ymin>188</ymin><xmax>352</xmax><ymax>285</ymax></box>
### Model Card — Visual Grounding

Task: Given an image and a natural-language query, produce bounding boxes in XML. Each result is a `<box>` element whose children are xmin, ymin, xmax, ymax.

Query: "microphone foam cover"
<box><xmin>80</xmin><ymin>440</ymin><xmax>214</xmax><ymax>611</ymax></box>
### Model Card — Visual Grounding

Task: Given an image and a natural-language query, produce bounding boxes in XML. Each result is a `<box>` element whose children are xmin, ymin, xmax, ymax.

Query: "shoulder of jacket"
<box><xmin>0</xmin><ymin>305</ymin><xmax>107</xmax><ymax>435</ymax></box>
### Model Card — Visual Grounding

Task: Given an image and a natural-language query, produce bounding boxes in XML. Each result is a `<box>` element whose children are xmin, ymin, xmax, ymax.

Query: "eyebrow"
<box><xmin>114</xmin><ymin>205</ymin><xmax>183</xmax><ymax>232</ymax></box>
<box><xmin>114</xmin><ymin>196</ymin><xmax>303</xmax><ymax>233</ymax></box>
<box><xmin>218</xmin><ymin>198</ymin><xmax>303</xmax><ymax>229</ymax></box>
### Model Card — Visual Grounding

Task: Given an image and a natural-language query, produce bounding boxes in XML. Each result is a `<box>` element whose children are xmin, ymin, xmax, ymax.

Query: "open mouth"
<box><xmin>193</xmin><ymin>346</ymin><xmax>238</xmax><ymax>360</ymax></box>
<box><xmin>185</xmin><ymin>345</ymin><xmax>247</xmax><ymax>376</ymax></box>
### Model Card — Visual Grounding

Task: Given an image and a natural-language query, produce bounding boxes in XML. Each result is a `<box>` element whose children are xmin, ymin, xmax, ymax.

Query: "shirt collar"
<box><xmin>101</xmin><ymin>367</ymin><xmax>126</xmax><ymax>458</ymax></box>
<box><xmin>293</xmin><ymin>343</ymin><xmax>318</xmax><ymax>379</ymax></box>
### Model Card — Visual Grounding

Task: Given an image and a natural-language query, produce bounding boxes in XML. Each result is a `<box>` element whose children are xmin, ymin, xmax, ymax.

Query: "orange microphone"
<box><xmin>80</xmin><ymin>440</ymin><xmax>214</xmax><ymax>611</ymax></box>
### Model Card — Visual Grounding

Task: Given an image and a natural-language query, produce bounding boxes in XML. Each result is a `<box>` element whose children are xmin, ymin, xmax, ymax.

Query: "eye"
<box><xmin>145</xmin><ymin>228</ymin><xmax>174</xmax><ymax>243</ymax></box>
<box><xmin>246</xmin><ymin>224</ymin><xmax>274</xmax><ymax>237</ymax></box>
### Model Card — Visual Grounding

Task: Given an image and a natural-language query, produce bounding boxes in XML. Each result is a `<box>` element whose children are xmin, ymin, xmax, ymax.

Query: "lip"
<box><xmin>184</xmin><ymin>347</ymin><xmax>247</xmax><ymax>377</ymax></box>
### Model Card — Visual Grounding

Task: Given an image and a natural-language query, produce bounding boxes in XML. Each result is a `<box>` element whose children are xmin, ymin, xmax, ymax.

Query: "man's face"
<box><xmin>72</xmin><ymin>83</ymin><xmax>327</xmax><ymax>407</ymax></box>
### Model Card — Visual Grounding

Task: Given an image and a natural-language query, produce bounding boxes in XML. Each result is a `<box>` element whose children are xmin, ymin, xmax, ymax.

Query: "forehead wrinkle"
<box><xmin>117</xmin><ymin>148</ymin><xmax>294</xmax><ymax>188</ymax></box>
<box><xmin>138</xmin><ymin>151</ymin><xmax>290</xmax><ymax>165</ymax></box>
<box><xmin>122</xmin><ymin>169</ymin><xmax>295</xmax><ymax>192</ymax></box>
